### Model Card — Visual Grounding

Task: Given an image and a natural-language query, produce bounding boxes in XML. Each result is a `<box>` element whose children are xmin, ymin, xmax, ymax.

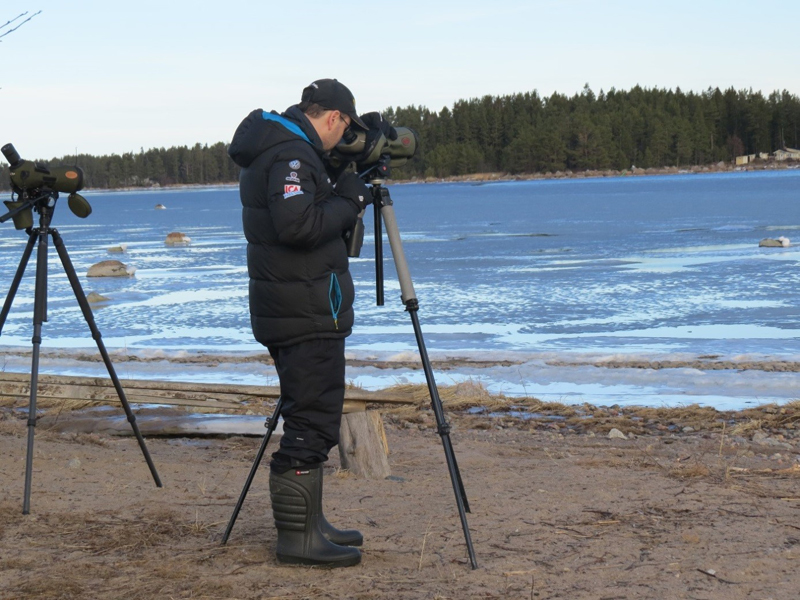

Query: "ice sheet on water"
<box><xmin>2</xmin><ymin>346</ymin><xmax>798</xmax><ymax>410</ymax></box>
<box><xmin>3</xmin><ymin>172</ymin><xmax>800</xmax><ymax>409</ymax></box>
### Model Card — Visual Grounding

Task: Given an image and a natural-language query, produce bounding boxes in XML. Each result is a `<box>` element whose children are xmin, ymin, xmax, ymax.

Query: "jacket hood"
<box><xmin>228</xmin><ymin>105</ymin><xmax>323</xmax><ymax>168</ymax></box>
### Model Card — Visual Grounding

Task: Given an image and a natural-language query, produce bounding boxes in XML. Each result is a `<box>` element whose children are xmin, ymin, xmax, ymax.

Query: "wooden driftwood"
<box><xmin>0</xmin><ymin>372</ymin><xmax>265</xmax><ymax>410</ymax></box>
<box><xmin>39</xmin><ymin>411</ymin><xmax>276</xmax><ymax>437</ymax></box>
<box><xmin>0</xmin><ymin>372</ymin><xmax>414</xmax><ymax>478</ymax></box>
<box><xmin>0</xmin><ymin>372</ymin><xmax>412</xmax><ymax>412</ymax></box>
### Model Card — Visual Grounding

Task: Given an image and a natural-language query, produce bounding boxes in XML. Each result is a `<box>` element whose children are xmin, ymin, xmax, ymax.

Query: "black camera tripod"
<box><xmin>0</xmin><ymin>192</ymin><xmax>162</xmax><ymax>514</ymax></box>
<box><xmin>221</xmin><ymin>176</ymin><xmax>478</xmax><ymax>569</ymax></box>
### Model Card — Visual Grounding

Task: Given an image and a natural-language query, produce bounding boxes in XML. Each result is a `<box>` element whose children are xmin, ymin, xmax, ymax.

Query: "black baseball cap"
<box><xmin>301</xmin><ymin>79</ymin><xmax>368</xmax><ymax>130</ymax></box>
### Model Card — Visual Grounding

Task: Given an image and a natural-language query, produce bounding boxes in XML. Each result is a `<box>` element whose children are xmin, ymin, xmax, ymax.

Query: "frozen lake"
<box><xmin>2</xmin><ymin>169</ymin><xmax>800</xmax><ymax>409</ymax></box>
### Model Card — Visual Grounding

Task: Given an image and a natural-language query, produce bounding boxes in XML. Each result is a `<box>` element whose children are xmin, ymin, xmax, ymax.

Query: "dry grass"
<box><xmin>380</xmin><ymin>381</ymin><xmax>579</xmax><ymax>421</ymax></box>
<box><xmin>378</xmin><ymin>382</ymin><xmax>800</xmax><ymax>441</ymax></box>
<box><xmin>730</xmin><ymin>419</ymin><xmax>763</xmax><ymax>436</ymax></box>
<box><xmin>3</xmin><ymin>379</ymin><xmax>799</xmax><ymax>444</ymax></box>
<box><xmin>0</xmin><ymin>499</ymin><xmax>236</xmax><ymax>599</ymax></box>
<box><xmin>15</xmin><ymin>575</ymin><xmax>86</xmax><ymax>599</ymax></box>
<box><xmin>669</xmin><ymin>462</ymin><xmax>712</xmax><ymax>479</ymax></box>
<box><xmin>332</xmin><ymin>467</ymin><xmax>354</xmax><ymax>479</ymax></box>
<box><xmin>0</xmin><ymin>504</ymin><xmax>211</xmax><ymax>557</ymax></box>
<box><xmin>0</xmin><ymin>397</ymin><xmax>97</xmax><ymax>411</ymax></box>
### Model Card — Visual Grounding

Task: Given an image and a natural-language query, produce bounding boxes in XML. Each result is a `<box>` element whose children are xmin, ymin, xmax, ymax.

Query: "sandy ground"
<box><xmin>1</xmin><ymin>403</ymin><xmax>799</xmax><ymax>600</ymax></box>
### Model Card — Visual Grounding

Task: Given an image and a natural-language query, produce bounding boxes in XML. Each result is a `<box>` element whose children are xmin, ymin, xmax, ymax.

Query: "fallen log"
<box><xmin>39</xmin><ymin>410</ymin><xmax>274</xmax><ymax>437</ymax></box>
<box><xmin>0</xmin><ymin>372</ymin><xmax>415</xmax><ymax>479</ymax></box>
<box><xmin>0</xmin><ymin>372</ymin><xmax>413</xmax><ymax>412</ymax></box>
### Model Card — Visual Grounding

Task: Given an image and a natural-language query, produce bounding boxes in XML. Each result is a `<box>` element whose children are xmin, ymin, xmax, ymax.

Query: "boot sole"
<box><xmin>276</xmin><ymin>553</ymin><xmax>361</xmax><ymax>568</ymax></box>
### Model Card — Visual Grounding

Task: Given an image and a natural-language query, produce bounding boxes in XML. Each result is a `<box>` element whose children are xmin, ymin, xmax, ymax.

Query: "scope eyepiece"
<box><xmin>341</xmin><ymin>129</ymin><xmax>358</xmax><ymax>145</ymax></box>
<box><xmin>2</xmin><ymin>143</ymin><xmax>22</xmax><ymax>168</ymax></box>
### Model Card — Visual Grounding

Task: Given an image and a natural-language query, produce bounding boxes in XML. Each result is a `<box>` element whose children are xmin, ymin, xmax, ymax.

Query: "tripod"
<box><xmin>0</xmin><ymin>191</ymin><xmax>162</xmax><ymax>514</ymax></box>
<box><xmin>222</xmin><ymin>177</ymin><xmax>478</xmax><ymax>569</ymax></box>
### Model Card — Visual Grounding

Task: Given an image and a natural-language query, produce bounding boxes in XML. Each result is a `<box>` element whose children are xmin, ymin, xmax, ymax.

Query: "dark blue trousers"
<box><xmin>267</xmin><ymin>338</ymin><xmax>346</xmax><ymax>473</ymax></box>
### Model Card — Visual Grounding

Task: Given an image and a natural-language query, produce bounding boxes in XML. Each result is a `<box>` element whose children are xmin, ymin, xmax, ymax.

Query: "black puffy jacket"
<box><xmin>228</xmin><ymin>106</ymin><xmax>359</xmax><ymax>347</ymax></box>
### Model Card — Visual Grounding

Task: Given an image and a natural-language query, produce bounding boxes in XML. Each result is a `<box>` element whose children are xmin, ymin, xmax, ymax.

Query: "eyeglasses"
<box><xmin>338</xmin><ymin>113</ymin><xmax>351</xmax><ymax>132</ymax></box>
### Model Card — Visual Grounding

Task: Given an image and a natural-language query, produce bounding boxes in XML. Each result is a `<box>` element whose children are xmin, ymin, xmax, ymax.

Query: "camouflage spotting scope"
<box><xmin>332</xmin><ymin>127</ymin><xmax>418</xmax><ymax>179</ymax></box>
<box><xmin>1</xmin><ymin>143</ymin><xmax>91</xmax><ymax>229</ymax></box>
<box><xmin>2</xmin><ymin>143</ymin><xmax>85</xmax><ymax>194</ymax></box>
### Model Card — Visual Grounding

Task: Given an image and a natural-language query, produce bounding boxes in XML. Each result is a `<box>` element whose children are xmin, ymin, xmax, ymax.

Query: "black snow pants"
<box><xmin>267</xmin><ymin>338</ymin><xmax>346</xmax><ymax>473</ymax></box>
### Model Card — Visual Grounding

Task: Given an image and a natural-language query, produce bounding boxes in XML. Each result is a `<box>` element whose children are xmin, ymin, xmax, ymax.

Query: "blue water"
<box><xmin>2</xmin><ymin>170</ymin><xmax>800</xmax><ymax>408</ymax></box>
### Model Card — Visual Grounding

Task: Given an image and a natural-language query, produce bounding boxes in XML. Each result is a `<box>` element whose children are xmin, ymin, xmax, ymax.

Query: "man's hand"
<box><xmin>342</xmin><ymin>112</ymin><xmax>398</xmax><ymax>166</ymax></box>
<box><xmin>359</xmin><ymin>112</ymin><xmax>398</xmax><ymax>141</ymax></box>
<box><xmin>336</xmin><ymin>172</ymin><xmax>372</xmax><ymax>212</ymax></box>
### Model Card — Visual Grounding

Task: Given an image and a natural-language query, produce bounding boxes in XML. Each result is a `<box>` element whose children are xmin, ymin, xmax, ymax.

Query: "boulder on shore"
<box><xmin>165</xmin><ymin>232</ymin><xmax>191</xmax><ymax>246</ymax></box>
<box><xmin>87</xmin><ymin>260</ymin><xmax>136</xmax><ymax>278</ymax></box>
<box><xmin>759</xmin><ymin>236</ymin><xmax>790</xmax><ymax>248</ymax></box>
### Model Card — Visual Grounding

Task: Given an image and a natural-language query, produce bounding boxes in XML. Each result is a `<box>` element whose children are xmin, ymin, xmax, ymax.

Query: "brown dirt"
<box><xmin>1</xmin><ymin>397</ymin><xmax>799</xmax><ymax>600</ymax></box>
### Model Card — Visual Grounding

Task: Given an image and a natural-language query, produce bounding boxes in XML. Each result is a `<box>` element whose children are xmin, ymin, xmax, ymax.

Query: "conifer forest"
<box><xmin>2</xmin><ymin>85</ymin><xmax>799</xmax><ymax>190</ymax></box>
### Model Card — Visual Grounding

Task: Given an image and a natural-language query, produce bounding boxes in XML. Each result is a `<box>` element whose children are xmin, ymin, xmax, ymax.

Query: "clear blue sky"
<box><xmin>2</xmin><ymin>0</ymin><xmax>798</xmax><ymax>158</ymax></box>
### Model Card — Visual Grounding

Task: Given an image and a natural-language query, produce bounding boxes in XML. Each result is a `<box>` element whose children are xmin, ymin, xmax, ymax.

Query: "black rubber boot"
<box><xmin>269</xmin><ymin>468</ymin><xmax>361</xmax><ymax>567</ymax></box>
<box><xmin>318</xmin><ymin>469</ymin><xmax>363</xmax><ymax>547</ymax></box>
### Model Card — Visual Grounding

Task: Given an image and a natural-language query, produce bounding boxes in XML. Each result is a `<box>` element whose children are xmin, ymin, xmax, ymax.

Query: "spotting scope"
<box><xmin>2</xmin><ymin>143</ymin><xmax>85</xmax><ymax>194</ymax></box>
<box><xmin>333</xmin><ymin>127</ymin><xmax>418</xmax><ymax>171</ymax></box>
<box><xmin>1</xmin><ymin>143</ymin><xmax>92</xmax><ymax>229</ymax></box>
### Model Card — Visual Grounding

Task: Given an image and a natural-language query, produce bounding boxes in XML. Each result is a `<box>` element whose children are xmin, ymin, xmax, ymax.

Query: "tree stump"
<box><xmin>338</xmin><ymin>410</ymin><xmax>390</xmax><ymax>479</ymax></box>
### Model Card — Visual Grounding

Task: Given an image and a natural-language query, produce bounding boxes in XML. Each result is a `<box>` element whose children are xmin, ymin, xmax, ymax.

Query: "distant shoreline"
<box><xmin>405</xmin><ymin>158</ymin><xmax>799</xmax><ymax>185</ymax></box>
<box><xmin>65</xmin><ymin>159</ymin><xmax>800</xmax><ymax>194</ymax></box>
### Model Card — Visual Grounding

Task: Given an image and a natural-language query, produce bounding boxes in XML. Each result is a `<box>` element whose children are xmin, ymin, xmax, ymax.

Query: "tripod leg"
<box><xmin>372</xmin><ymin>190</ymin><xmax>384</xmax><ymax>306</ymax></box>
<box><xmin>378</xmin><ymin>197</ymin><xmax>478</xmax><ymax>569</ymax></box>
<box><xmin>22</xmin><ymin>227</ymin><xmax>49</xmax><ymax>514</ymax></box>
<box><xmin>408</xmin><ymin>308</ymin><xmax>471</xmax><ymax>509</ymax></box>
<box><xmin>0</xmin><ymin>230</ymin><xmax>36</xmax><ymax>334</ymax></box>
<box><xmin>50</xmin><ymin>229</ymin><xmax>162</xmax><ymax>488</ymax></box>
<box><xmin>407</xmin><ymin>306</ymin><xmax>477</xmax><ymax>568</ymax></box>
<box><xmin>222</xmin><ymin>396</ymin><xmax>283</xmax><ymax>544</ymax></box>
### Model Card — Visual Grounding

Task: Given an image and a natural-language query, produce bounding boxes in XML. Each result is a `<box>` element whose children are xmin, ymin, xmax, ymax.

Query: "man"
<box><xmin>228</xmin><ymin>79</ymin><xmax>390</xmax><ymax>568</ymax></box>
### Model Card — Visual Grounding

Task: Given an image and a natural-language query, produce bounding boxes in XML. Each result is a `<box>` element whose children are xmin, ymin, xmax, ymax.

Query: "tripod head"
<box><xmin>343</xmin><ymin>151</ymin><xmax>397</xmax><ymax>259</ymax></box>
<box><xmin>338</xmin><ymin>124</ymin><xmax>418</xmax><ymax>304</ymax></box>
<box><xmin>1</xmin><ymin>143</ymin><xmax>92</xmax><ymax>229</ymax></box>
<box><xmin>358</xmin><ymin>155</ymin><xmax>391</xmax><ymax>184</ymax></box>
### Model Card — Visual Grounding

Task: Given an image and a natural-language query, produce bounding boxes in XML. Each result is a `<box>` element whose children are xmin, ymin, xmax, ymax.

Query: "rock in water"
<box><xmin>87</xmin><ymin>260</ymin><xmax>136</xmax><ymax>278</ymax></box>
<box><xmin>165</xmin><ymin>232</ymin><xmax>191</xmax><ymax>246</ymax></box>
<box><xmin>86</xmin><ymin>292</ymin><xmax>111</xmax><ymax>303</ymax></box>
<box><xmin>155</xmin><ymin>204</ymin><xmax>166</xmax><ymax>209</ymax></box>
<box><xmin>759</xmin><ymin>237</ymin><xmax>790</xmax><ymax>248</ymax></box>
<box><xmin>107</xmin><ymin>243</ymin><xmax>127</xmax><ymax>253</ymax></box>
